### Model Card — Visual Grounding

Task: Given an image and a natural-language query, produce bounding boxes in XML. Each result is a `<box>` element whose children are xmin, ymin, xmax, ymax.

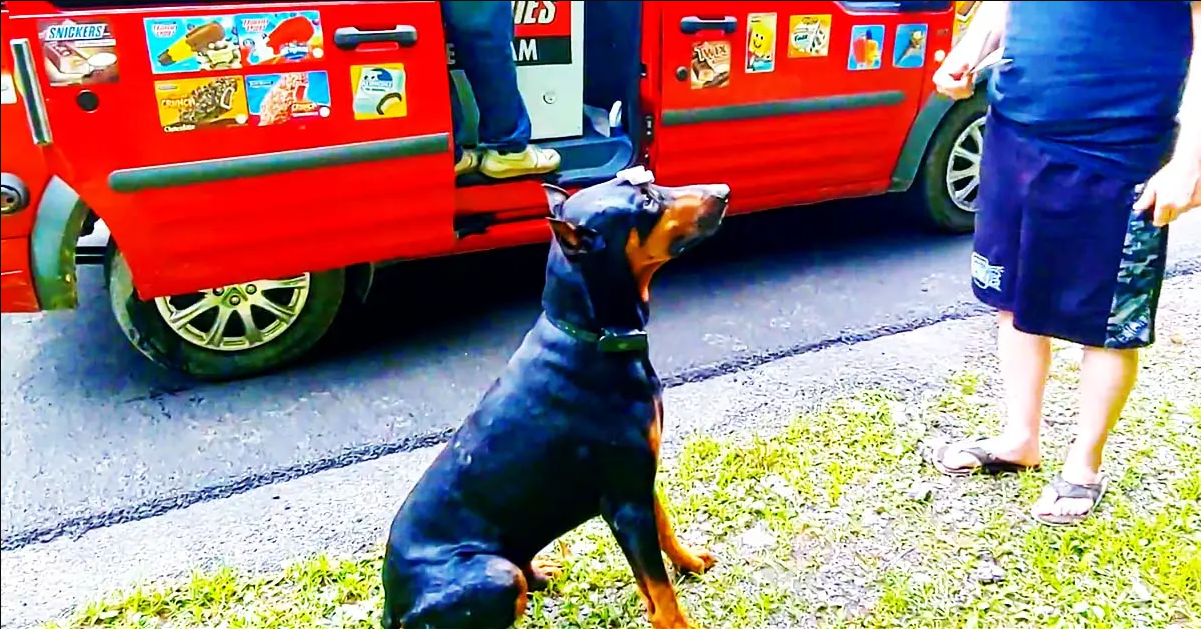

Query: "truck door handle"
<box><xmin>679</xmin><ymin>16</ymin><xmax>738</xmax><ymax>35</ymax></box>
<box><xmin>333</xmin><ymin>26</ymin><xmax>418</xmax><ymax>50</ymax></box>
<box><xmin>9</xmin><ymin>39</ymin><xmax>53</xmax><ymax>147</ymax></box>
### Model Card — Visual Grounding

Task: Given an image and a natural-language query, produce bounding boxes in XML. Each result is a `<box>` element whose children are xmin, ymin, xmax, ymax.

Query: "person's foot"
<box><xmin>1031</xmin><ymin>469</ymin><xmax>1108</xmax><ymax>526</ymax></box>
<box><xmin>933</xmin><ymin>435</ymin><xmax>1041</xmax><ymax>476</ymax></box>
<box><xmin>480</xmin><ymin>145</ymin><xmax>561</xmax><ymax>179</ymax></box>
<box><xmin>454</xmin><ymin>149</ymin><xmax>482</xmax><ymax>177</ymax></box>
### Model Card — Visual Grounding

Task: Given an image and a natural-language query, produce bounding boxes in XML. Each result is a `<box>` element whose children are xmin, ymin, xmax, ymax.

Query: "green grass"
<box><xmin>47</xmin><ymin>333</ymin><xmax>1201</xmax><ymax>629</ymax></box>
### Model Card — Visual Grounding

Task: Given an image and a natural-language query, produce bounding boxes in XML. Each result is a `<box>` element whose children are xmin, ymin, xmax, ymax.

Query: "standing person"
<box><xmin>931</xmin><ymin>1</ymin><xmax>1200</xmax><ymax>525</ymax></box>
<box><xmin>442</xmin><ymin>1</ymin><xmax>561</xmax><ymax>179</ymax></box>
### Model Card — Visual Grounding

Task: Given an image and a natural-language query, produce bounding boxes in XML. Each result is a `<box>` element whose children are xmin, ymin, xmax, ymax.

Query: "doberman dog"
<box><xmin>381</xmin><ymin>167</ymin><xmax>730</xmax><ymax>629</ymax></box>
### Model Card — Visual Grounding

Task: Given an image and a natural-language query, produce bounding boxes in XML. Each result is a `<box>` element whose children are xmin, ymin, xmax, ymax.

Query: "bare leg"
<box><xmin>941</xmin><ymin>311</ymin><xmax>1048</xmax><ymax>469</ymax></box>
<box><xmin>1032</xmin><ymin>346</ymin><xmax>1137</xmax><ymax>518</ymax></box>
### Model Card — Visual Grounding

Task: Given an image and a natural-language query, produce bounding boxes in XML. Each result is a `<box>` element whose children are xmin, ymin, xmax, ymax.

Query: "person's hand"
<box><xmin>1134</xmin><ymin>155</ymin><xmax>1201</xmax><ymax>227</ymax></box>
<box><xmin>933</xmin><ymin>54</ymin><xmax>976</xmax><ymax>101</ymax></box>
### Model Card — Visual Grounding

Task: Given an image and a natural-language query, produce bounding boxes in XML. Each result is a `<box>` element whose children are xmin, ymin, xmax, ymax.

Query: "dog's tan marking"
<box><xmin>513</xmin><ymin>569</ymin><xmax>530</xmax><ymax>619</ymax></box>
<box><xmin>654</xmin><ymin>491</ymin><xmax>717</xmax><ymax>575</ymax></box>
<box><xmin>625</xmin><ymin>192</ymin><xmax>710</xmax><ymax>302</ymax></box>
<box><xmin>644</xmin><ymin>578</ymin><xmax>701</xmax><ymax>629</ymax></box>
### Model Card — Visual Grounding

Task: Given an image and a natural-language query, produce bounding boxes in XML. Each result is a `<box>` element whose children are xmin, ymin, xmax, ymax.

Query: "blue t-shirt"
<box><xmin>989</xmin><ymin>1</ymin><xmax>1193</xmax><ymax>181</ymax></box>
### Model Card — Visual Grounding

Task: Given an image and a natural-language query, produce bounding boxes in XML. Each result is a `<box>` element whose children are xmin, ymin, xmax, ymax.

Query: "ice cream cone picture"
<box><xmin>892</xmin><ymin>24</ymin><xmax>928</xmax><ymax>69</ymax></box>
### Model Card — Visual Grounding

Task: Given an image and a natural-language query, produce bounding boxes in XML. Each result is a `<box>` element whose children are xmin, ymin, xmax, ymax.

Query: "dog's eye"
<box><xmin>642</xmin><ymin>191</ymin><xmax>660</xmax><ymax>213</ymax></box>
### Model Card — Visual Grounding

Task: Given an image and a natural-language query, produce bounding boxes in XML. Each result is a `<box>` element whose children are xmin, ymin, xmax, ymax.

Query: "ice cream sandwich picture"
<box><xmin>351</xmin><ymin>64</ymin><xmax>408</xmax><ymax>120</ymax></box>
<box><xmin>375</xmin><ymin>92</ymin><xmax>404</xmax><ymax>116</ymax></box>
<box><xmin>37</xmin><ymin>17</ymin><xmax>121</xmax><ymax>86</ymax></box>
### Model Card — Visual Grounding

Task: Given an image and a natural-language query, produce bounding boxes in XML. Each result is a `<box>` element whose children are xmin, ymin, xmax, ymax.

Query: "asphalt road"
<box><xmin>3</xmin><ymin>199</ymin><xmax>1199</xmax><ymax>550</ymax></box>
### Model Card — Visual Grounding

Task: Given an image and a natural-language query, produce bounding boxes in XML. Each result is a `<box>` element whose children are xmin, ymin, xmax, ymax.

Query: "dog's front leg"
<box><xmin>523</xmin><ymin>558</ymin><xmax>562</xmax><ymax>592</ymax></box>
<box><xmin>654</xmin><ymin>489</ymin><xmax>717</xmax><ymax>575</ymax></box>
<box><xmin>602</xmin><ymin>497</ymin><xmax>703</xmax><ymax>629</ymax></box>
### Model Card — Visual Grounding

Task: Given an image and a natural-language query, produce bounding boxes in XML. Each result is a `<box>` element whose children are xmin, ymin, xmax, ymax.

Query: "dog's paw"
<box><xmin>651</xmin><ymin>613</ymin><xmax>705</xmax><ymax>629</ymax></box>
<box><xmin>526</xmin><ymin>559</ymin><xmax>563</xmax><ymax>591</ymax></box>
<box><xmin>675</xmin><ymin>549</ymin><xmax>717</xmax><ymax>575</ymax></box>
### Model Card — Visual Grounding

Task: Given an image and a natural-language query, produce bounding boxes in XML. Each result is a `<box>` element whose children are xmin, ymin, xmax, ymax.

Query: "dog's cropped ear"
<box><xmin>547</xmin><ymin>218</ymin><xmax>599</xmax><ymax>259</ymax></box>
<box><xmin>542</xmin><ymin>183</ymin><xmax>570</xmax><ymax>218</ymax></box>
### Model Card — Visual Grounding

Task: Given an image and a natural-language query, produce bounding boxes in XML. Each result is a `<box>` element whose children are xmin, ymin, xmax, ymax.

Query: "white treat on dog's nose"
<box><xmin>616</xmin><ymin>166</ymin><xmax>655</xmax><ymax>185</ymax></box>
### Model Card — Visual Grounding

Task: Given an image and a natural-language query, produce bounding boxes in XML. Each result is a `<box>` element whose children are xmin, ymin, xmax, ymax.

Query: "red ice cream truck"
<box><xmin>1</xmin><ymin>0</ymin><xmax>989</xmax><ymax>380</ymax></box>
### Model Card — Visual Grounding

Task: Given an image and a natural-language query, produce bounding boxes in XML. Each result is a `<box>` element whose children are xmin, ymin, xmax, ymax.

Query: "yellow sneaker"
<box><xmin>454</xmin><ymin>149</ymin><xmax>482</xmax><ymax>177</ymax></box>
<box><xmin>479</xmin><ymin>146</ymin><xmax>561</xmax><ymax>180</ymax></box>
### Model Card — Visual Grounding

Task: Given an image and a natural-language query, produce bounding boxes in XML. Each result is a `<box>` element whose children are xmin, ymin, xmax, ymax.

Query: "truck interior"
<box><xmin>451</xmin><ymin>1</ymin><xmax>643</xmax><ymax>190</ymax></box>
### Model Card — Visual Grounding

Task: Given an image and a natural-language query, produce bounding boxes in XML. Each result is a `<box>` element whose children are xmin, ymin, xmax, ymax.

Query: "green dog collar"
<box><xmin>547</xmin><ymin>316</ymin><xmax>649</xmax><ymax>353</ymax></box>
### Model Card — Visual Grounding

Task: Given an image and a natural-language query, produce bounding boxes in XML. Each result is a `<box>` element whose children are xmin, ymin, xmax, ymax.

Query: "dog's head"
<box><xmin>541</xmin><ymin>168</ymin><xmax>729</xmax><ymax>317</ymax></box>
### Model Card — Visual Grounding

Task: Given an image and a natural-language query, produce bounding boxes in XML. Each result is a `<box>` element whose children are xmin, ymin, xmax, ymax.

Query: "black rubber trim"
<box><xmin>108</xmin><ymin>133</ymin><xmax>450</xmax><ymax>193</ymax></box>
<box><xmin>679</xmin><ymin>16</ymin><xmax>738</xmax><ymax>35</ymax></box>
<box><xmin>332</xmin><ymin>25</ymin><xmax>418</xmax><ymax>50</ymax></box>
<box><xmin>661</xmin><ymin>90</ymin><xmax>906</xmax><ymax>127</ymax></box>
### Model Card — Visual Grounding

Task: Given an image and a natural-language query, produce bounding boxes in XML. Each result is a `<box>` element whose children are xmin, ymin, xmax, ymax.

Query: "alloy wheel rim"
<box><xmin>153</xmin><ymin>274</ymin><xmax>312</xmax><ymax>352</ymax></box>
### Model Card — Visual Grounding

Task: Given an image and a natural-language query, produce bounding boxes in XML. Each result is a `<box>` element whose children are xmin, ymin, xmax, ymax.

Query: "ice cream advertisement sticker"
<box><xmin>744</xmin><ymin>13</ymin><xmax>777</xmax><ymax>73</ymax></box>
<box><xmin>953</xmin><ymin>0</ymin><xmax>980</xmax><ymax>46</ymax></box>
<box><xmin>237</xmin><ymin>12</ymin><xmax>324</xmax><ymax>66</ymax></box>
<box><xmin>350</xmin><ymin>64</ymin><xmax>407</xmax><ymax>121</ymax></box>
<box><xmin>154</xmin><ymin>76</ymin><xmax>249</xmax><ymax>132</ymax></box>
<box><xmin>37</xmin><ymin>18</ymin><xmax>120</xmax><ymax>86</ymax></box>
<box><xmin>145</xmin><ymin>16</ymin><xmax>240</xmax><ymax>74</ymax></box>
<box><xmin>848</xmin><ymin>25</ymin><xmax>884</xmax><ymax>71</ymax></box>
<box><xmin>893</xmin><ymin>24</ymin><xmax>928</xmax><ymax>69</ymax></box>
<box><xmin>788</xmin><ymin>14</ymin><xmax>831</xmax><ymax>58</ymax></box>
<box><xmin>246</xmin><ymin>71</ymin><xmax>331</xmax><ymax>126</ymax></box>
<box><xmin>690</xmin><ymin>41</ymin><xmax>731</xmax><ymax>90</ymax></box>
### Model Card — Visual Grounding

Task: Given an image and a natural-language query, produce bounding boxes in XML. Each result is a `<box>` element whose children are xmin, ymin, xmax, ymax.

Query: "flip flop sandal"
<box><xmin>932</xmin><ymin>437</ymin><xmax>1041</xmax><ymax>477</ymax></box>
<box><xmin>1032</xmin><ymin>473</ymin><xmax>1109</xmax><ymax>527</ymax></box>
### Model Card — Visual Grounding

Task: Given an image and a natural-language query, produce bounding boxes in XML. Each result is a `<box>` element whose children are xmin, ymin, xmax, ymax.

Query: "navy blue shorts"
<box><xmin>971</xmin><ymin>113</ymin><xmax>1170</xmax><ymax>350</ymax></box>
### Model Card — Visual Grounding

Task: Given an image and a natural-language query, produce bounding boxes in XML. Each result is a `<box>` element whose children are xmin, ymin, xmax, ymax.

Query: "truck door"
<box><xmin>4</xmin><ymin>0</ymin><xmax>456</xmax><ymax>299</ymax></box>
<box><xmin>2</xmin><ymin>1</ymin><xmax>53</xmax><ymax>312</ymax></box>
<box><xmin>652</xmin><ymin>1</ymin><xmax>953</xmax><ymax>214</ymax></box>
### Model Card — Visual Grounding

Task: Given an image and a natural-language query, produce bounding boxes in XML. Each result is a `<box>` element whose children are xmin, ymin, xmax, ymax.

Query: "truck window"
<box><xmin>838</xmin><ymin>1</ymin><xmax>954</xmax><ymax>10</ymax></box>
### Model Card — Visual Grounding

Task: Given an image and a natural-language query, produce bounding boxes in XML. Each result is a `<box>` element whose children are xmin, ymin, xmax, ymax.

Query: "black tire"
<box><xmin>910</xmin><ymin>93</ymin><xmax>989</xmax><ymax>234</ymax></box>
<box><xmin>106</xmin><ymin>247</ymin><xmax>346</xmax><ymax>381</ymax></box>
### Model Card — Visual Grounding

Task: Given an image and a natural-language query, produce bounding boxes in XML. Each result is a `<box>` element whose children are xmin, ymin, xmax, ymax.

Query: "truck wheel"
<box><xmin>106</xmin><ymin>248</ymin><xmax>345</xmax><ymax>381</ymax></box>
<box><xmin>911</xmin><ymin>94</ymin><xmax>988</xmax><ymax>234</ymax></box>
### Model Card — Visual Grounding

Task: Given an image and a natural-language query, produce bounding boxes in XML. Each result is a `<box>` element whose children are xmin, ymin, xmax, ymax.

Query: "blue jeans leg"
<box><xmin>450</xmin><ymin>78</ymin><xmax>464</xmax><ymax>162</ymax></box>
<box><xmin>441</xmin><ymin>1</ymin><xmax>531</xmax><ymax>154</ymax></box>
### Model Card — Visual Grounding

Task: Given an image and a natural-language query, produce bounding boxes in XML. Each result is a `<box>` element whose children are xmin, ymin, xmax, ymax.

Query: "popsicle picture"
<box><xmin>848</xmin><ymin>24</ymin><xmax>884</xmax><ymax>71</ymax></box>
<box><xmin>145</xmin><ymin>15</ymin><xmax>240</xmax><ymax>73</ymax></box>
<box><xmin>237</xmin><ymin>11</ymin><xmax>325</xmax><ymax>66</ymax></box>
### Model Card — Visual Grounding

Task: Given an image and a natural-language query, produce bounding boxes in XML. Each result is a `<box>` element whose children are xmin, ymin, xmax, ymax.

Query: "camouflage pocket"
<box><xmin>1105</xmin><ymin>188</ymin><xmax>1167</xmax><ymax>349</ymax></box>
